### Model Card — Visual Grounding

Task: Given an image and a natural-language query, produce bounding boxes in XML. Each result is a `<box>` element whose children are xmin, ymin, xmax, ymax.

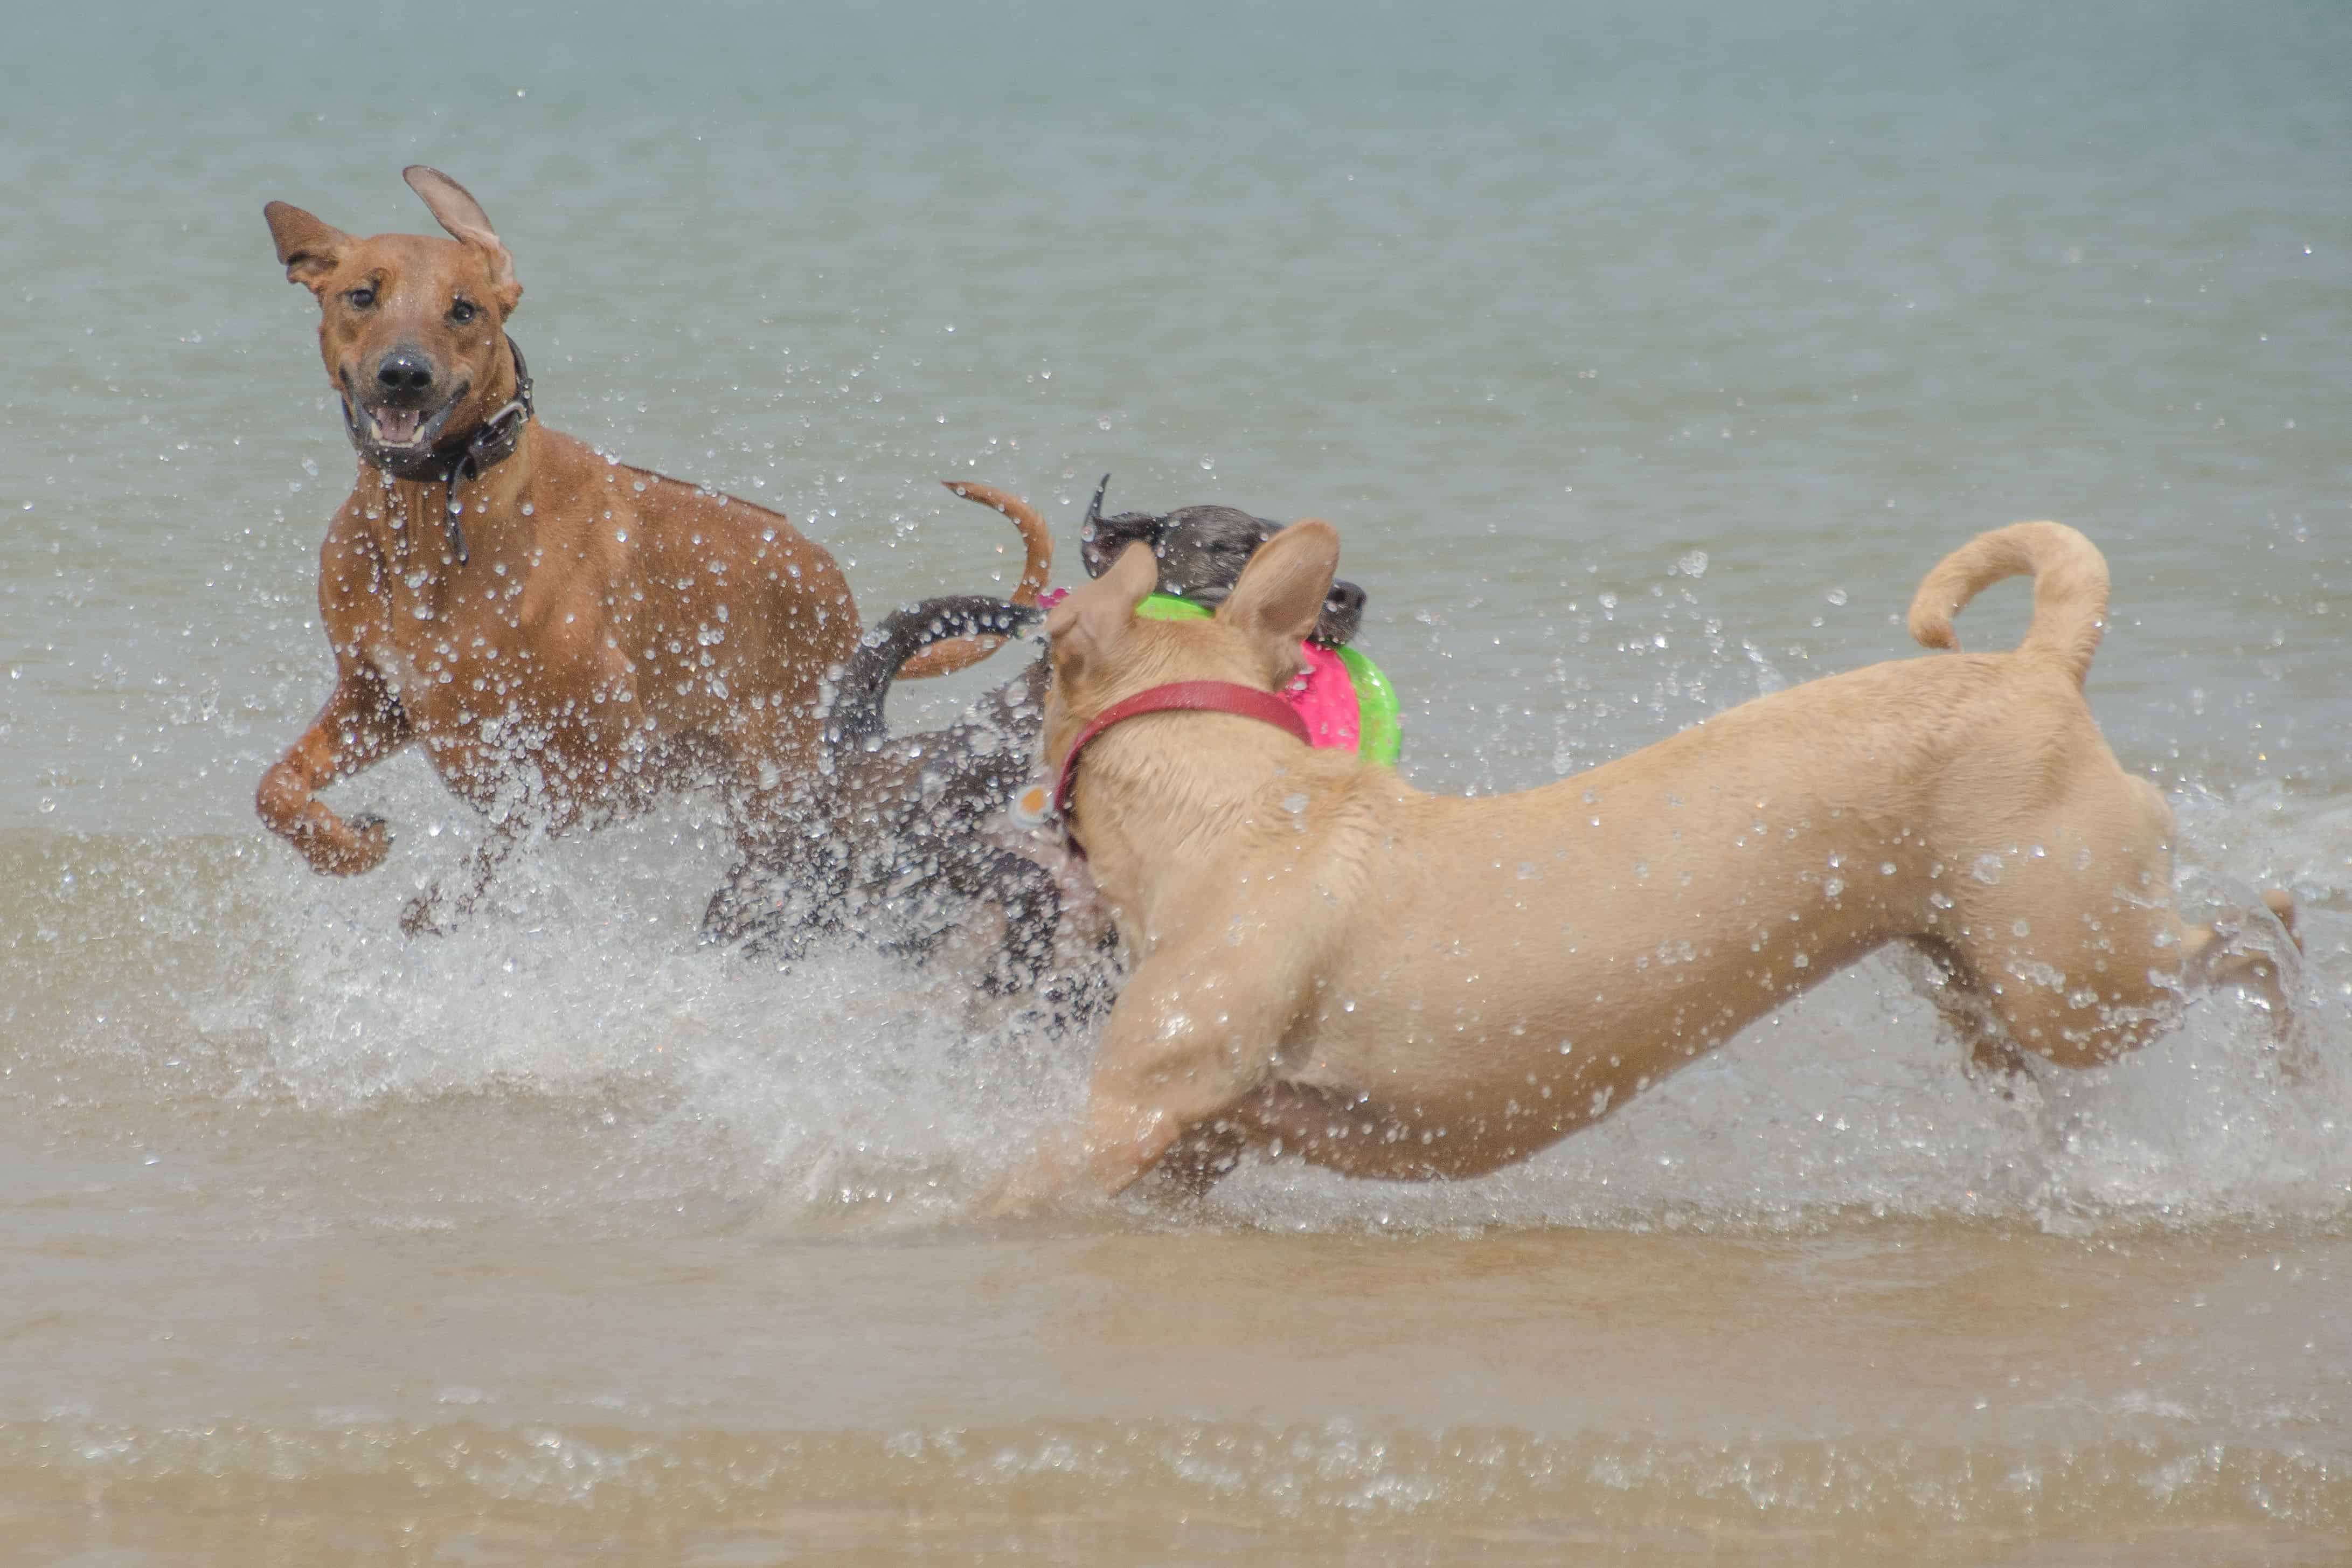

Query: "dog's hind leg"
<box><xmin>401</xmin><ymin>822</ymin><xmax>525</xmax><ymax>937</ymax></box>
<box><xmin>702</xmin><ymin>834</ymin><xmax>851</xmax><ymax>962</ymax></box>
<box><xmin>1897</xmin><ymin>937</ymin><xmax>2034</xmax><ymax>1090</ymax></box>
<box><xmin>1942</xmin><ymin>838</ymin><xmax>2302</xmax><ymax>1070</ymax></box>
<box><xmin>945</xmin><ymin>841</ymin><xmax>1063</xmax><ymax>996</ymax></box>
<box><xmin>2178</xmin><ymin>888</ymin><xmax>2302</xmax><ymax>1057</ymax></box>
<box><xmin>2182</xmin><ymin>889</ymin><xmax>2299</xmax><ymax>999</ymax></box>
<box><xmin>702</xmin><ymin>858</ymin><xmax>788</xmax><ymax>949</ymax></box>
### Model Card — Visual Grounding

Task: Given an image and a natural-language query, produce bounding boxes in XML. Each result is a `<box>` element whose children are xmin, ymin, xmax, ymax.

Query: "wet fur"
<box><xmin>994</xmin><ymin>521</ymin><xmax>2300</xmax><ymax>1210</ymax></box>
<box><xmin>711</xmin><ymin>480</ymin><xmax>1377</xmax><ymax>996</ymax></box>
<box><xmin>703</xmin><ymin>598</ymin><xmax>1069</xmax><ymax>991</ymax></box>
<box><xmin>253</xmin><ymin>168</ymin><xmax>1046</xmax><ymax>934</ymax></box>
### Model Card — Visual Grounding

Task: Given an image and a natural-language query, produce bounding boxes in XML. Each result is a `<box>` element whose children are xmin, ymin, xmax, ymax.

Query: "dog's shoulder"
<box><xmin>523</xmin><ymin>427</ymin><xmax>847</xmax><ymax>598</ymax></box>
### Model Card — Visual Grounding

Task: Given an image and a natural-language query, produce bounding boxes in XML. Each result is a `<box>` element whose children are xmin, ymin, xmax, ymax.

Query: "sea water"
<box><xmin>3</xmin><ymin>1</ymin><xmax>2349</xmax><ymax>1560</ymax></box>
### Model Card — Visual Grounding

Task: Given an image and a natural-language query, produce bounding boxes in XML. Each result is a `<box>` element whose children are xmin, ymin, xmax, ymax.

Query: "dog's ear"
<box><xmin>1216</xmin><ymin>519</ymin><xmax>1341</xmax><ymax>672</ymax></box>
<box><xmin>1049</xmin><ymin>541</ymin><xmax>1158</xmax><ymax>675</ymax></box>
<box><xmin>403</xmin><ymin>165</ymin><xmax>524</xmax><ymax>316</ymax></box>
<box><xmin>1080</xmin><ymin>514</ymin><xmax>1160</xmax><ymax>581</ymax></box>
<box><xmin>264</xmin><ymin>202</ymin><xmax>352</xmax><ymax>295</ymax></box>
<box><xmin>1081</xmin><ymin>479</ymin><xmax>1165</xmax><ymax>581</ymax></box>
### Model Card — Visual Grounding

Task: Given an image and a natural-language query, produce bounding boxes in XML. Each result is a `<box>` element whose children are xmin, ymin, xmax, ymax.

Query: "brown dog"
<box><xmin>255</xmin><ymin>167</ymin><xmax>1046</xmax><ymax>931</ymax></box>
<box><xmin>1001</xmin><ymin>520</ymin><xmax>2297</xmax><ymax>1206</ymax></box>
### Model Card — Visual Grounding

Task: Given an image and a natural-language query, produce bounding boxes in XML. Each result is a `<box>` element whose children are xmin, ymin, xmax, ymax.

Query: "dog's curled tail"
<box><xmin>825</xmin><ymin>596</ymin><xmax>1044</xmax><ymax>757</ymax></box>
<box><xmin>896</xmin><ymin>482</ymin><xmax>1054</xmax><ymax>679</ymax></box>
<box><xmin>1906</xmin><ymin>521</ymin><xmax>2109</xmax><ymax>688</ymax></box>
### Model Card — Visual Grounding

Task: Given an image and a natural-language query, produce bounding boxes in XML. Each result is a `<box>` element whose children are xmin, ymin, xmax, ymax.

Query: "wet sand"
<box><xmin>5</xmin><ymin>1196</ymin><xmax>2347</xmax><ymax>1562</ymax></box>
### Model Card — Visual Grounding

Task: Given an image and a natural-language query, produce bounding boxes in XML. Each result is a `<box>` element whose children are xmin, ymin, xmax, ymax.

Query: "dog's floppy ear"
<box><xmin>403</xmin><ymin>165</ymin><xmax>523</xmax><ymax>316</ymax></box>
<box><xmin>264</xmin><ymin>202</ymin><xmax>352</xmax><ymax>295</ymax></box>
<box><xmin>1216</xmin><ymin>519</ymin><xmax>1341</xmax><ymax>674</ymax></box>
<box><xmin>1080</xmin><ymin>515</ymin><xmax>1160</xmax><ymax>581</ymax></box>
<box><xmin>1049</xmin><ymin>540</ymin><xmax>1158</xmax><ymax>675</ymax></box>
<box><xmin>1080</xmin><ymin>477</ymin><xmax>1166</xmax><ymax>581</ymax></box>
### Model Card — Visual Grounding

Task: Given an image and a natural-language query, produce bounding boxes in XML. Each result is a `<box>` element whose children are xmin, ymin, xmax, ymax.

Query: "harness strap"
<box><xmin>1052</xmin><ymin>679</ymin><xmax>1315</xmax><ymax>827</ymax></box>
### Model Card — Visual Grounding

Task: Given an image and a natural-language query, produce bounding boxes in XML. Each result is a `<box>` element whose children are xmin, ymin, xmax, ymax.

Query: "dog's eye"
<box><xmin>345</xmin><ymin>286</ymin><xmax>376</xmax><ymax>309</ymax></box>
<box><xmin>449</xmin><ymin>299</ymin><xmax>478</xmax><ymax>324</ymax></box>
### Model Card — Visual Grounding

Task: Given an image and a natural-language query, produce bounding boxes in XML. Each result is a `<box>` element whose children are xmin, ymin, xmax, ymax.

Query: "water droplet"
<box><xmin>1826</xmin><ymin>586</ymin><xmax>1848</xmax><ymax>606</ymax></box>
<box><xmin>1677</xmin><ymin>550</ymin><xmax>1708</xmax><ymax>578</ymax></box>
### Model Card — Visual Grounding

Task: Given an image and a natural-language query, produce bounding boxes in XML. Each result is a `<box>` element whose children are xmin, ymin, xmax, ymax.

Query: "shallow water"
<box><xmin>5</xmin><ymin>1</ymin><xmax>2351</xmax><ymax>1560</ymax></box>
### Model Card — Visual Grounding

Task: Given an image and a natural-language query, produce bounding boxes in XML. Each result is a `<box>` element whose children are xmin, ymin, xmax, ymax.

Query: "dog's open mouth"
<box><xmin>338</xmin><ymin>371</ymin><xmax>473</xmax><ymax>473</ymax></box>
<box><xmin>357</xmin><ymin>384</ymin><xmax>468</xmax><ymax>453</ymax></box>
<box><xmin>369</xmin><ymin>405</ymin><xmax>429</xmax><ymax>447</ymax></box>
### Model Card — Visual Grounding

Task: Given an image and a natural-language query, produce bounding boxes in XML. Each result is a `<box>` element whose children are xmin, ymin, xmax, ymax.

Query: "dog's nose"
<box><xmin>374</xmin><ymin>349</ymin><xmax>436</xmax><ymax>399</ymax></box>
<box><xmin>1325</xmin><ymin>581</ymin><xmax>1366</xmax><ymax>618</ymax></box>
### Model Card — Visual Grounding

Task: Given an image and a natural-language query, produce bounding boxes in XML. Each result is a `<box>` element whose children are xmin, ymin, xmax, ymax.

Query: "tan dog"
<box><xmin>1005</xmin><ymin>520</ymin><xmax>2297</xmax><ymax>1205</ymax></box>
<box><xmin>255</xmin><ymin>167</ymin><xmax>1045</xmax><ymax>931</ymax></box>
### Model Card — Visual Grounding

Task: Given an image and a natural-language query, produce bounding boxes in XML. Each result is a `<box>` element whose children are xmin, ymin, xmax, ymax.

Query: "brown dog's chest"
<box><xmin>346</xmin><ymin>538</ymin><xmax>771</xmax><ymax>818</ymax></box>
<box><xmin>353</xmin><ymin>579</ymin><xmax>650</xmax><ymax>813</ymax></box>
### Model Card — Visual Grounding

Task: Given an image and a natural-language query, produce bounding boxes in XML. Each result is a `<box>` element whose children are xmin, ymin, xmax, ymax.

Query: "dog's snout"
<box><xmin>374</xmin><ymin>348</ymin><xmax>436</xmax><ymax>400</ymax></box>
<box><xmin>1314</xmin><ymin>577</ymin><xmax>1368</xmax><ymax>647</ymax></box>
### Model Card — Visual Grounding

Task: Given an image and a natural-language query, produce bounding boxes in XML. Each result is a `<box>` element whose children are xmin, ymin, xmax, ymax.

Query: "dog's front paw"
<box><xmin>982</xmin><ymin>1128</ymin><xmax>1095</xmax><ymax>1219</ymax></box>
<box><xmin>308</xmin><ymin>811</ymin><xmax>392</xmax><ymax>877</ymax></box>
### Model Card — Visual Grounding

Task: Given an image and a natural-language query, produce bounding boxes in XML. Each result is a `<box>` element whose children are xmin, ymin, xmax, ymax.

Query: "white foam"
<box><xmin>144</xmin><ymin>763</ymin><xmax>2346</xmax><ymax>1238</ymax></box>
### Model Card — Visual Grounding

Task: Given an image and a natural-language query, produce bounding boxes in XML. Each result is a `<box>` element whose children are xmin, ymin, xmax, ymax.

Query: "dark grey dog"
<box><xmin>704</xmin><ymin>477</ymin><xmax>1371</xmax><ymax>998</ymax></box>
<box><xmin>702</xmin><ymin>596</ymin><xmax>1067</xmax><ymax>991</ymax></box>
<box><xmin>1080</xmin><ymin>475</ymin><xmax>1368</xmax><ymax>641</ymax></box>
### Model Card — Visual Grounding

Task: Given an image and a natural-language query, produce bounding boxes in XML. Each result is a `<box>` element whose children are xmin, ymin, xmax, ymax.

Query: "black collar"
<box><xmin>342</xmin><ymin>336</ymin><xmax>533</xmax><ymax>566</ymax></box>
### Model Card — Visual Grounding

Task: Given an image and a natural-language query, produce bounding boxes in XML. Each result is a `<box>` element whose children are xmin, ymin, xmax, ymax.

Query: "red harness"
<box><xmin>1051</xmin><ymin>680</ymin><xmax>1315</xmax><ymax>827</ymax></box>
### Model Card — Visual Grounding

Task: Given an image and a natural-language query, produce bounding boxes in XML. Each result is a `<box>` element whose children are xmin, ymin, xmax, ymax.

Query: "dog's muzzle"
<box><xmin>341</xmin><ymin>380</ymin><xmax>472</xmax><ymax>482</ymax></box>
<box><xmin>335</xmin><ymin>337</ymin><xmax>535</xmax><ymax>565</ymax></box>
